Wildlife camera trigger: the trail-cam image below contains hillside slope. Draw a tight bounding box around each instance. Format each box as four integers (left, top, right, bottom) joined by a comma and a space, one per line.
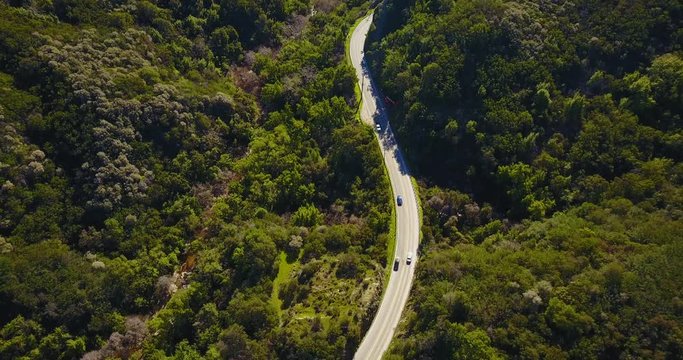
0, 1, 390, 359
367, 0, 683, 358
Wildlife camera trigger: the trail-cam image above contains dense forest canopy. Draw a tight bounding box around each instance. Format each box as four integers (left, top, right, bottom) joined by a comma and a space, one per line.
367, 0, 682, 358
0, 0, 390, 359
1, 0, 681, 358
369, 0, 681, 219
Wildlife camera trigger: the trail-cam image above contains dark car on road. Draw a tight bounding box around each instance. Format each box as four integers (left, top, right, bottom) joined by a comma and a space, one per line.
397, 195, 403, 206
393, 257, 400, 271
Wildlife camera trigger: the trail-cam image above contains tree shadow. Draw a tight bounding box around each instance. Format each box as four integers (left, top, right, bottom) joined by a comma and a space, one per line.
360, 61, 412, 176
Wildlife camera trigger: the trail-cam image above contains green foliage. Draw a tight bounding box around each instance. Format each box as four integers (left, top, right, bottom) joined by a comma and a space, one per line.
497, 162, 553, 219
0, 1, 388, 359
209, 26, 243, 65
372, 1, 682, 358
368, 0, 681, 219
291, 204, 323, 227
1, 241, 103, 328
436, 321, 501, 360
0, 0, 384, 357
53, 0, 102, 24
147, 287, 198, 353
389, 161, 683, 358
544, 298, 594, 344
227, 293, 278, 337
0, 316, 43, 359
210, 324, 269, 360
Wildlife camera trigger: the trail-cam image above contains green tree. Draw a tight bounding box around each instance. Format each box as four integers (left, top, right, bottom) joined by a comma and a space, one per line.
291, 204, 323, 227
0, 316, 43, 359
544, 298, 594, 345
436, 321, 501, 359
209, 26, 243, 65
227, 294, 277, 337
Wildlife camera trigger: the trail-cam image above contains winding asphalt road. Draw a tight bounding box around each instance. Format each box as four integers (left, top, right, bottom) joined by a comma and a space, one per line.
350, 13, 421, 360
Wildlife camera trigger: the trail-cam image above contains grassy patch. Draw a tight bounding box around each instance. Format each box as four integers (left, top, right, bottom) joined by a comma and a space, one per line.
280, 255, 382, 334
271, 251, 298, 323
174, 76, 236, 97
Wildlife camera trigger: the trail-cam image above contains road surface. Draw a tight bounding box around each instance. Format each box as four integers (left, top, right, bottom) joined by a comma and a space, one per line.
350, 13, 421, 360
